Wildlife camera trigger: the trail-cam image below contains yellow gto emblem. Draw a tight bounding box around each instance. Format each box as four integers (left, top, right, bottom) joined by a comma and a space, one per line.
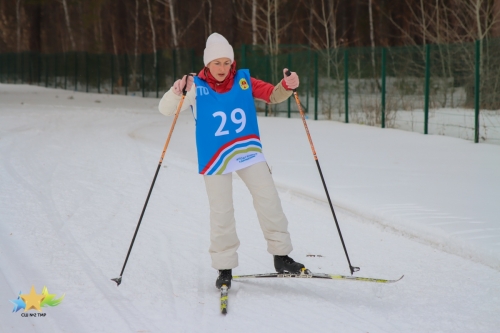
239, 78, 249, 90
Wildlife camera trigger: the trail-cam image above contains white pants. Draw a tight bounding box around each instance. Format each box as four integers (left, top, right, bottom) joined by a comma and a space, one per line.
204, 161, 293, 269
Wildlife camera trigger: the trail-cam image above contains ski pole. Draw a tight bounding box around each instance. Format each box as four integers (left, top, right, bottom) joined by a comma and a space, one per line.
112, 75, 192, 286
286, 70, 360, 275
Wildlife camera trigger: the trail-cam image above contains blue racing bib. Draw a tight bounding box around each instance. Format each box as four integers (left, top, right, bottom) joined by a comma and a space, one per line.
194, 70, 266, 175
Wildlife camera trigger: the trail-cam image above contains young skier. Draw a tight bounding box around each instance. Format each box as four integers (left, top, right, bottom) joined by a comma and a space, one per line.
158, 33, 305, 289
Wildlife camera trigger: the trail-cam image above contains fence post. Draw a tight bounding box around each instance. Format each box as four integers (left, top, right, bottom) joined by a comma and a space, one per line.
74, 52, 78, 91
141, 53, 145, 98
36, 52, 40, 85
64, 53, 67, 90
97, 54, 101, 93
381, 47, 387, 128
314, 51, 318, 120
191, 49, 196, 73
85, 52, 89, 93
54, 54, 57, 88
28, 52, 33, 84
172, 49, 177, 81
125, 55, 128, 96
21, 53, 24, 84
45, 54, 49, 87
265, 54, 270, 117
111, 54, 114, 94
14, 53, 17, 83
156, 50, 160, 98
344, 48, 349, 123
7, 54, 10, 82
424, 44, 430, 135
306, 48, 311, 115
474, 40, 481, 143
241, 44, 246, 68
287, 53, 291, 118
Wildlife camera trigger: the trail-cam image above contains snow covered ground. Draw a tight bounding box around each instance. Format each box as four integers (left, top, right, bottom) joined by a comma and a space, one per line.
1, 84, 499, 332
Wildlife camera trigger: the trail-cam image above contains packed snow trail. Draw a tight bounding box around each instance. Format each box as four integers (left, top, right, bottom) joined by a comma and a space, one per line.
1, 85, 499, 332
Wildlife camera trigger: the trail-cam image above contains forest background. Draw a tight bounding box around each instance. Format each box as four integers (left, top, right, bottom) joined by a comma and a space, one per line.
2, 0, 500, 56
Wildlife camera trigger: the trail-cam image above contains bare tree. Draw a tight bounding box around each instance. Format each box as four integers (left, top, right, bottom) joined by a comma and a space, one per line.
16, 0, 22, 52
493, 0, 500, 37
368, 0, 381, 91
134, 0, 139, 59
154, 0, 205, 75
252, 0, 257, 45
304, 0, 344, 77
146, 0, 157, 67
207, 0, 213, 36
60, 0, 76, 51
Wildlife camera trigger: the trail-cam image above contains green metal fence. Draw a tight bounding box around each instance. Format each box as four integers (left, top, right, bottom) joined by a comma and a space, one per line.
1, 40, 499, 144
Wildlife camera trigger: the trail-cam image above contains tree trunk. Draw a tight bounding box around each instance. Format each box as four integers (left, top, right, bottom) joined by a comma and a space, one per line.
146, 0, 157, 67
26, 1, 42, 82
252, 0, 257, 45
328, 0, 337, 48
169, 0, 178, 49
16, 0, 22, 52
61, 0, 76, 51
130, 0, 139, 89
168, 0, 182, 75
493, 0, 500, 37
207, 0, 213, 35
309, 2, 313, 47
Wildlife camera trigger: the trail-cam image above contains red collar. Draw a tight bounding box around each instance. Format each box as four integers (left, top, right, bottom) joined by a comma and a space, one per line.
197, 61, 237, 93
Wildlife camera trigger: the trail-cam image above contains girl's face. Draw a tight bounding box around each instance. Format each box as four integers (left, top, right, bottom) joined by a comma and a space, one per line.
207, 57, 232, 82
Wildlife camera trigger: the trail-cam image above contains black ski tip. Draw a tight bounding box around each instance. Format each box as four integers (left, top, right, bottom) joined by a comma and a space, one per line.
111, 276, 122, 286
221, 308, 227, 315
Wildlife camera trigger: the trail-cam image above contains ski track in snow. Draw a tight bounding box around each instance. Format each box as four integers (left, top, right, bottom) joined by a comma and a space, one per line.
1, 85, 499, 332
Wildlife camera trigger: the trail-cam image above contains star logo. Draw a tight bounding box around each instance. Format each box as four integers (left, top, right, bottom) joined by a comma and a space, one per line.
10, 292, 25, 313
10, 286, 65, 313
20, 286, 45, 312
40, 286, 65, 307
239, 78, 249, 90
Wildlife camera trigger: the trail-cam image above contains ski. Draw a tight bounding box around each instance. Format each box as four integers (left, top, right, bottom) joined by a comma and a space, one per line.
233, 270, 403, 284
220, 285, 228, 314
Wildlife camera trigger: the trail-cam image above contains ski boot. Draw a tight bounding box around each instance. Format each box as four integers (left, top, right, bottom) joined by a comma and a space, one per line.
274, 255, 305, 274
215, 269, 232, 289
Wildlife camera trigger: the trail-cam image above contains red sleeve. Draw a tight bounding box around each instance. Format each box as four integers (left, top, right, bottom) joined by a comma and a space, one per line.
250, 77, 292, 103
250, 77, 274, 103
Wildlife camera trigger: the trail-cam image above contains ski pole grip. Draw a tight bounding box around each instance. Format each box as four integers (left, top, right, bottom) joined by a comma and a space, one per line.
284, 69, 297, 93
182, 73, 193, 96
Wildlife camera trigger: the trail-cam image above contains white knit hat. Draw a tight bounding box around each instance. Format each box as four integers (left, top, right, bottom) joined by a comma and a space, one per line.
203, 33, 234, 66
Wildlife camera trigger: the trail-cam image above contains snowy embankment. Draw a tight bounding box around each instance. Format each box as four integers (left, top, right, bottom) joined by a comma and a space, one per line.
1, 84, 499, 333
